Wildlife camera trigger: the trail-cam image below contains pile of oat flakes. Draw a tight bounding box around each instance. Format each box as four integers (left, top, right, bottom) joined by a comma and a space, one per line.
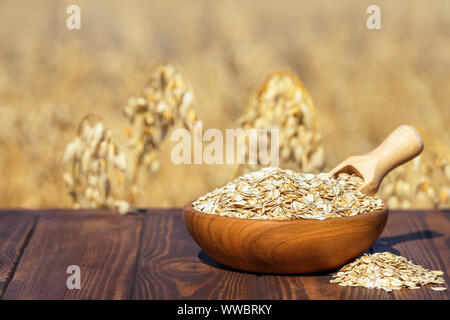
193, 167, 383, 220
331, 252, 446, 292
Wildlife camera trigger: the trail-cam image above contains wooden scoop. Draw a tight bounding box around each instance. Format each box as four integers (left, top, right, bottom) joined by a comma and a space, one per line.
329, 125, 424, 195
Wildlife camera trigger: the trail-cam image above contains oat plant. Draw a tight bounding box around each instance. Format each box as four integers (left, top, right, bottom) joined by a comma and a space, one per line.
63, 64, 198, 211
123, 64, 197, 203
62, 115, 130, 214
380, 149, 449, 209
237, 71, 325, 175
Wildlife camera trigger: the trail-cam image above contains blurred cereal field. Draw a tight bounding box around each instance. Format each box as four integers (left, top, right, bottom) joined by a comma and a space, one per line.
0, 0, 448, 209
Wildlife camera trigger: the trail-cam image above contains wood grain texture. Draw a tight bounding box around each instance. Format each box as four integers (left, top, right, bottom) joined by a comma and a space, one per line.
0, 209, 447, 300
372, 210, 449, 300
184, 203, 388, 274
1, 213, 142, 300
258, 210, 450, 300
133, 209, 262, 300
0, 212, 37, 298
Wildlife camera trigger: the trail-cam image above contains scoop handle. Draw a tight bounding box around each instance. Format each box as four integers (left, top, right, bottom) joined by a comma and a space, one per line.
367, 125, 423, 180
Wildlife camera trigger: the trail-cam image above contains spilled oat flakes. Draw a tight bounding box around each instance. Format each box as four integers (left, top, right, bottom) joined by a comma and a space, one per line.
330, 252, 446, 292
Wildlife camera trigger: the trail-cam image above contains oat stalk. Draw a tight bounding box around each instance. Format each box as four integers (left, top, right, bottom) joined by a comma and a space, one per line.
123, 64, 197, 204
62, 115, 130, 214
236, 71, 325, 176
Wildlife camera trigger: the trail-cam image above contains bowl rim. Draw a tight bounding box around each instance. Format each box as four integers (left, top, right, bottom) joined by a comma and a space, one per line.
184, 201, 388, 224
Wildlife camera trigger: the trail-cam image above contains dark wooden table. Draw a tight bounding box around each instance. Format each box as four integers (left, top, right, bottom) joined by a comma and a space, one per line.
0, 208, 448, 300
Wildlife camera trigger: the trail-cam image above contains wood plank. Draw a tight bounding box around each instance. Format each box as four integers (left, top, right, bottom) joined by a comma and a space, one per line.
249, 210, 449, 300
133, 209, 262, 299
2, 213, 142, 300
257, 272, 393, 300
0, 212, 37, 297
0, 209, 447, 300
425, 209, 450, 277
364, 210, 448, 300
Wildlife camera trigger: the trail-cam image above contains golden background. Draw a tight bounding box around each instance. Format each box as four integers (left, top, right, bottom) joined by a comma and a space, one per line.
0, 0, 448, 208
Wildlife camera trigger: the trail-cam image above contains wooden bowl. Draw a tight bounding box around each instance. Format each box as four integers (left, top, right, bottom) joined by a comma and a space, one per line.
183, 202, 388, 274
